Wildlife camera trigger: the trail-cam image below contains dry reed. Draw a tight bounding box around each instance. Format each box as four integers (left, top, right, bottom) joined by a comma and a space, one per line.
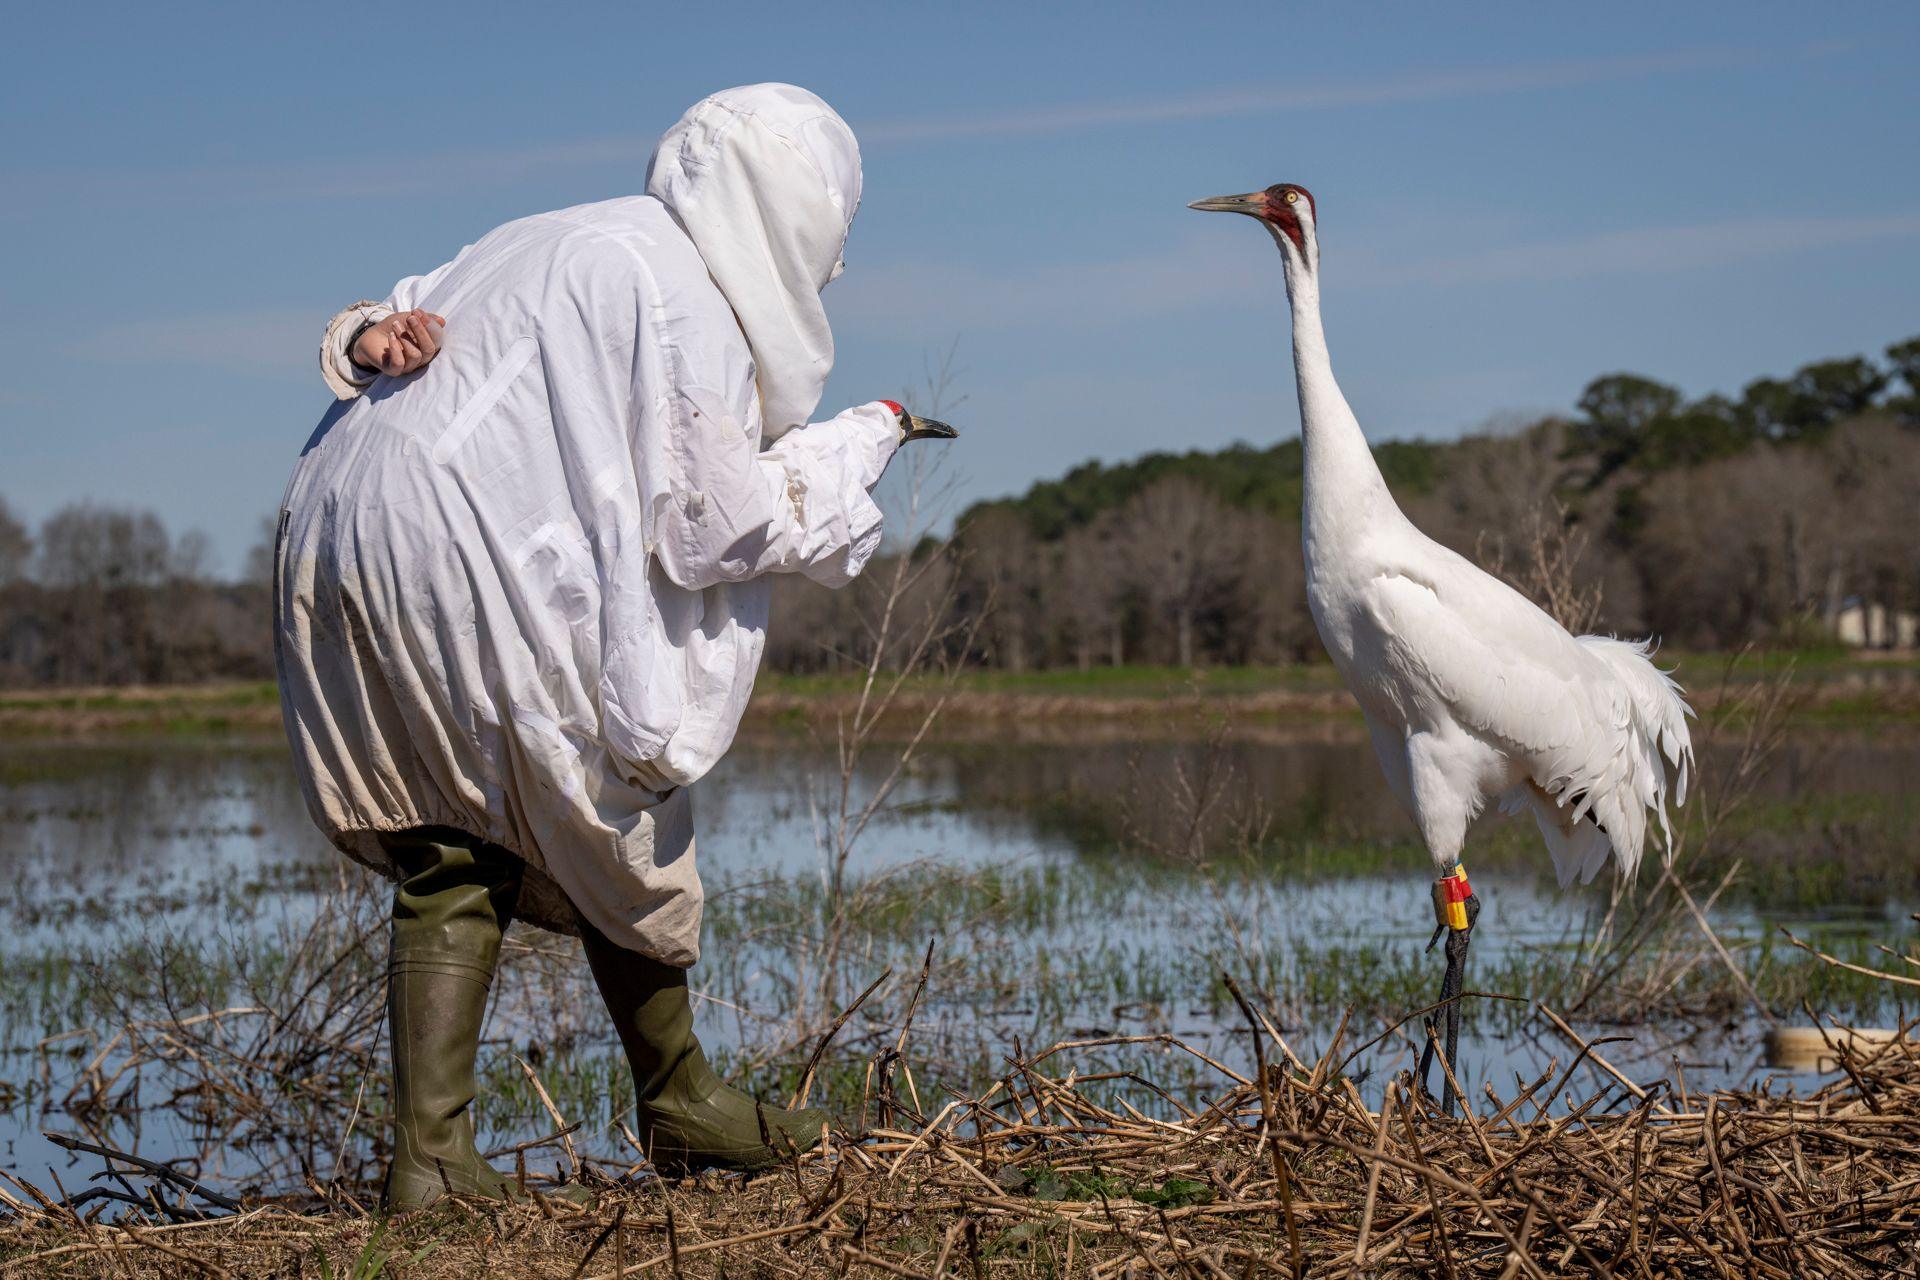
7, 966, 1919, 1278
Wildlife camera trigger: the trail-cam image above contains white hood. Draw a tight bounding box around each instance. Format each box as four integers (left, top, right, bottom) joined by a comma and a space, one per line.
646, 83, 862, 441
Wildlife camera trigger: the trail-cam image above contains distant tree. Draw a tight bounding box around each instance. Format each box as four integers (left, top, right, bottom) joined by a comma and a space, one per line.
1056, 518, 1129, 669
959, 507, 1042, 671
1107, 477, 1239, 667
1635, 445, 1827, 644
1742, 357, 1888, 441
37, 504, 171, 591
1737, 377, 1799, 441
1629, 418, 1920, 645
243, 515, 278, 589
1414, 418, 1581, 549
0, 497, 30, 586
170, 529, 214, 582
1885, 336, 1920, 392
1569, 374, 1684, 481
1884, 335, 1920, 426
952, 438, 1323, 547
765, 574, 858, 673
1637, 394, 1757, 470
1217, 506, 1312, 663
30, 504, 173, 683
1793, 357, 1888, 426
1825, 421, 1920, 634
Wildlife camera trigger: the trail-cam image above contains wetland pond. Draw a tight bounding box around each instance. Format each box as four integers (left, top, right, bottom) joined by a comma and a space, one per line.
2, 723, 1915, 1197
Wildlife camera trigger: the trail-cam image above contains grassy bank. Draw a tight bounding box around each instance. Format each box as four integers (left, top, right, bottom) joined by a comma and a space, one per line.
4, 650, 1917, 739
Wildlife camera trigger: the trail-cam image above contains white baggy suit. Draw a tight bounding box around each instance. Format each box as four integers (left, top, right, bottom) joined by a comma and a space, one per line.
276, 84, 899, 964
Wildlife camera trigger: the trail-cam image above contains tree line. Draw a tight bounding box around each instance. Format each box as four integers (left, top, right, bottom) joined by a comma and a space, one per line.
0, 506, 273, 687
3, 336, 1916, 688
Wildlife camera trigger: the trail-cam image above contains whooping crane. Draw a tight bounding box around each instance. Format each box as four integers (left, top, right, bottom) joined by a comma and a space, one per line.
1190, 183, 1695, 1113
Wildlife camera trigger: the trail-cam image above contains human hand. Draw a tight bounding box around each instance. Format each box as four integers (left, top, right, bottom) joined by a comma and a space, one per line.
352, 309, 446, 377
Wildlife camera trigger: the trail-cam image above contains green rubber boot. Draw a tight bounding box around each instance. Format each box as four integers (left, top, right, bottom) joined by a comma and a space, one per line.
379, 828, 592, 1209
578, 916, 828, 1174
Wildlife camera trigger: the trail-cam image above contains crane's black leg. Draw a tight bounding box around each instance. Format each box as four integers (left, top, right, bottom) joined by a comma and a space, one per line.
1417, 925, 1444, 1095
1440, 895, 1479, 1113
1418, 867, 1480, 1116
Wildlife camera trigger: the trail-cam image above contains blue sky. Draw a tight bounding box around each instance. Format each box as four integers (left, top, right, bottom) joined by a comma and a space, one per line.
3, 2, 1917, 570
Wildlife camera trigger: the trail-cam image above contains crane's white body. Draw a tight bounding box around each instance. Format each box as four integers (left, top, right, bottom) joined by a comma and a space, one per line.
1278, 221, 1693, 885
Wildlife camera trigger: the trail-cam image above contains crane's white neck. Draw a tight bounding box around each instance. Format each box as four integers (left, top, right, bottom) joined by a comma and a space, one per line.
1279, 239, 1398, 543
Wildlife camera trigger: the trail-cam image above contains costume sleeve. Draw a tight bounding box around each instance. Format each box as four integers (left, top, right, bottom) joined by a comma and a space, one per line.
318, 301, 391, 401
651, 389, 900, 592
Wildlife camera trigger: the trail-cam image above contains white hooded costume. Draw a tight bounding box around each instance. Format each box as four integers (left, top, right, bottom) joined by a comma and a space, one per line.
277, 84, 898, 964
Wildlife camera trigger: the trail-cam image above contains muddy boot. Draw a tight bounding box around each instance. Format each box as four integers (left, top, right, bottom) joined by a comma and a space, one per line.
380, 828, 592, 1209
578, 916, 828, 1173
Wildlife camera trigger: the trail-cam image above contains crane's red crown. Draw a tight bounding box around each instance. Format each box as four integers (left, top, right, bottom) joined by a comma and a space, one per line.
1263, 184, 1315, 255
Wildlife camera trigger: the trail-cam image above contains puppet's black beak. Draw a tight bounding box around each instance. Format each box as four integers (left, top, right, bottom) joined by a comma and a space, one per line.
901, 413, 958, 443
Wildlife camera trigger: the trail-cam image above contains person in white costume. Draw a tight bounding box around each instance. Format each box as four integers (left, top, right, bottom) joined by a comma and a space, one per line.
279, 83, 954, 1206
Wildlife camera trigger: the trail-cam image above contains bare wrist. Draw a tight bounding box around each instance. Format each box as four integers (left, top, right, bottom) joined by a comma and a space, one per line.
346, 319, 381, 373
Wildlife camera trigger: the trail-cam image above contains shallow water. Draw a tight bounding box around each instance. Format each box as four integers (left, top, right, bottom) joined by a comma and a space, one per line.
1, 726, 1915, 1198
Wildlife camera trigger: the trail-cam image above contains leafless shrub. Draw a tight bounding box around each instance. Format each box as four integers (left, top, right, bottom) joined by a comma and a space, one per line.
1475, 497, 1606, 636
1117, 706, 1269, 866
736, 353, 988, 1078
37, 870, 398, 1196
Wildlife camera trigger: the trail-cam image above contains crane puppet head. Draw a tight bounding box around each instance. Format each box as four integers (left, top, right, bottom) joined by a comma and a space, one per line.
1188, 183, 1318, 272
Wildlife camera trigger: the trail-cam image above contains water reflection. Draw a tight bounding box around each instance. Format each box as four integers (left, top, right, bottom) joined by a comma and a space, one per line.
4, 726, 1914, 893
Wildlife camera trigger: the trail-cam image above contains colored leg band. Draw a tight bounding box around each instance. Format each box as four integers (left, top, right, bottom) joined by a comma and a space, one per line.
1431, 864, 1472, 931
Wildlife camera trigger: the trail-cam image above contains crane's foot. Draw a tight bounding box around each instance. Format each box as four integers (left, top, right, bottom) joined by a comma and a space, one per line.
1417, 867, 1480, 1116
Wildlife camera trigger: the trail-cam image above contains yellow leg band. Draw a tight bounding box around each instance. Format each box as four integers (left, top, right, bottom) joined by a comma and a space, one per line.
1433, 864, 1473, 931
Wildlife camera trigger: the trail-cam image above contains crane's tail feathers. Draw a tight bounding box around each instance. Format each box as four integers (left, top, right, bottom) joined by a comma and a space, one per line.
1518, 636, 1695, 888
1507, 785, 1615, 888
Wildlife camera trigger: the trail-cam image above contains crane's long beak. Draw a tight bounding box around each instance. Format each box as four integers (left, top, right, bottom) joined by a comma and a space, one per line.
1188, 192, 1266, 215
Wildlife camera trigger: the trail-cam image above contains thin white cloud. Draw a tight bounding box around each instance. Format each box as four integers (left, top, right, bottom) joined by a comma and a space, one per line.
858, 43, 1846, 145
830, 234, 1251, 333
82, 309, 318, 371
5, 136, 650, 214
1, 41, 1850, 214
831, 209, 1920, 334
1396, 213, 1920, 286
